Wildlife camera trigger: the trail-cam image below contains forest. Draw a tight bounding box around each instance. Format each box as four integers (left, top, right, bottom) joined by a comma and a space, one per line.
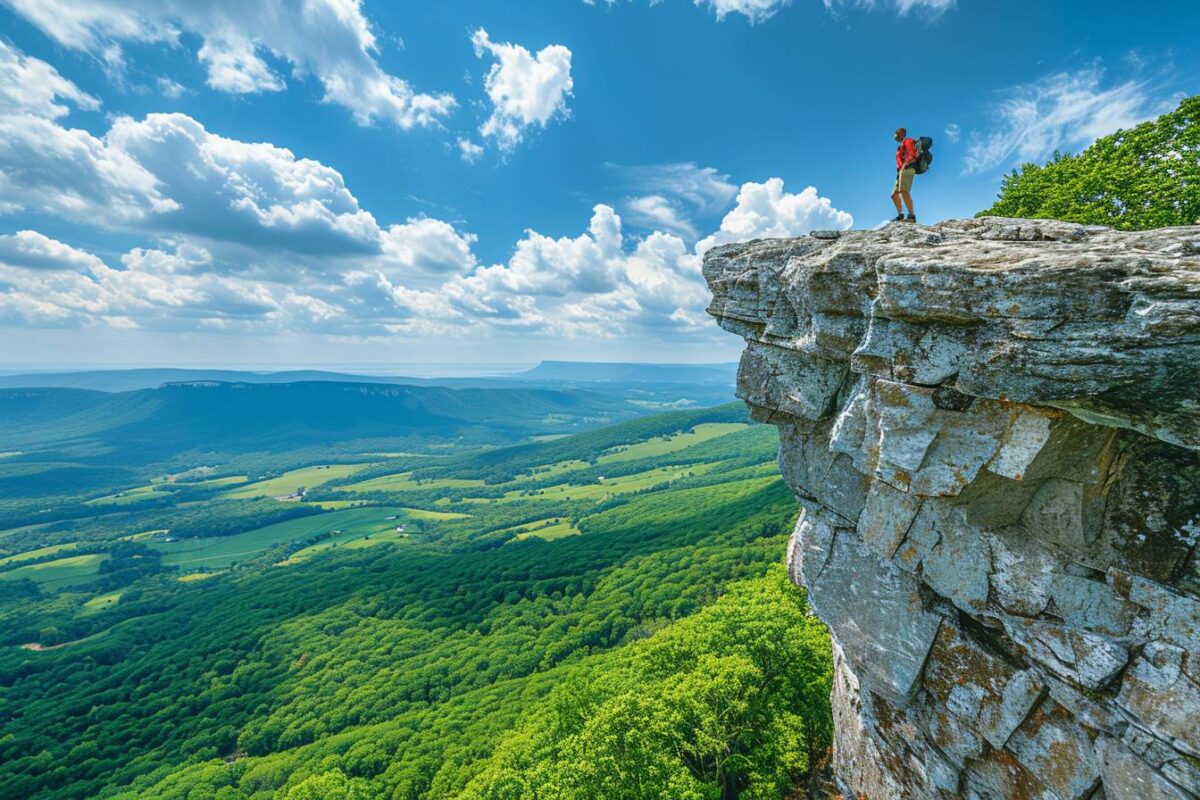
0, 398, 832, 800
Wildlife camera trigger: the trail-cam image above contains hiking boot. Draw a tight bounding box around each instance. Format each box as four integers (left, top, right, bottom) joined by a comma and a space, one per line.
905, 214, 917, 223
892, 214, 905, 222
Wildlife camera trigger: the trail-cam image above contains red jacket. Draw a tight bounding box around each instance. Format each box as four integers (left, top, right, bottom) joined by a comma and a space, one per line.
896, 137, 919, 169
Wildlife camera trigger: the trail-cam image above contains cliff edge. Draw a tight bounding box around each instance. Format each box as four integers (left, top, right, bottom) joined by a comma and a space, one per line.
704, 217, 1200, 799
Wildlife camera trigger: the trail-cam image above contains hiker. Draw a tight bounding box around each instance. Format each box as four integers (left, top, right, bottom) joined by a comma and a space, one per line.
892, 127, 919, 223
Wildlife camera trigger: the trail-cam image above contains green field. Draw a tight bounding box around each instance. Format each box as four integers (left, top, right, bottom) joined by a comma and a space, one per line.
0, 542, 79, 568
149, 506, 442, 568
478, 461, 725, 504
596, 422, 747, 464
88, 483, 171, 506
221, 464, 366, 500
505, 518, 582, 542
0, 553, 110, 589
81, 591, 122, 614
178, 572, 222, 583
89, 474, 249, 506
282, 528, 412, 563
337, 471, 485, 494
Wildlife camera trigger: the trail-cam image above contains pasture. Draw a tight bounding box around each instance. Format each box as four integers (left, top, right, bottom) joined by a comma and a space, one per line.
221, 464, 365, 500
0, 553, 110, 589
151, 506, 418, 568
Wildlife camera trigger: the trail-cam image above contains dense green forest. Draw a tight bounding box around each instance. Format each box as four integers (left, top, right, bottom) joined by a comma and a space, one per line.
980, 95, 1200, 229
0, 398, 832, 800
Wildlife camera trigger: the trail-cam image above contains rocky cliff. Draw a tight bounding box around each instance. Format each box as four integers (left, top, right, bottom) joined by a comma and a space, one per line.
704, 217, 1200, 799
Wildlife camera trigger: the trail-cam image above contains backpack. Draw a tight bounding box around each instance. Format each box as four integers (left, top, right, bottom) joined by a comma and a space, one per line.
913, 136, 934, 174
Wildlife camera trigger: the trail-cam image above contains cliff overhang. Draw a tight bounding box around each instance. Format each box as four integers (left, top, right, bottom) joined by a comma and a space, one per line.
705, 217, 1200, 799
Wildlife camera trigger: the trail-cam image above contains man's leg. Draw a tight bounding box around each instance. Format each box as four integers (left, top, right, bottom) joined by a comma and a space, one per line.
891, 190, 903, 214
900, 190, 915, 215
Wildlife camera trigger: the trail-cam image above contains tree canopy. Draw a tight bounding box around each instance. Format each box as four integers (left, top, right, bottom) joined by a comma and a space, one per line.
980, 95, 1200, 230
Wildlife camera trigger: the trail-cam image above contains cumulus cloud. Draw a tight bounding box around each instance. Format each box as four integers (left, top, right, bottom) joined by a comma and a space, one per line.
0, 40, 99, 119
0, 230, 105, 271
471, 28, 573, 151
0, 41, 170, 221
2, 0, 455, 129
963, 66, 1171, 174
436, 178, 849, 339
0, 45, 485, 279
0, 237, 283, 330
0, 45, 853, 348
380, 218, 478, 284
696, 178, 853, 253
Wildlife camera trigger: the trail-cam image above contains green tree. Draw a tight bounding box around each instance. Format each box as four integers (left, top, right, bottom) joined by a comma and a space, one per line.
456, 569, 832, 800
282, 769, 374, 800
980, 95, 1200, 230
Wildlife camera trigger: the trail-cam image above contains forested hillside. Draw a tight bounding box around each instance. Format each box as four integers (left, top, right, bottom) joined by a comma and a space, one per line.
0, 403, 832, 800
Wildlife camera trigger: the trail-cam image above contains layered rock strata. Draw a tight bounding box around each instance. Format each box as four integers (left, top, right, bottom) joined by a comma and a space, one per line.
704, 218, 1200, 799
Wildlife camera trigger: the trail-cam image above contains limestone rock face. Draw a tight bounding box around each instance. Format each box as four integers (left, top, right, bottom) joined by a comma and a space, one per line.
705, 217, 1200, 799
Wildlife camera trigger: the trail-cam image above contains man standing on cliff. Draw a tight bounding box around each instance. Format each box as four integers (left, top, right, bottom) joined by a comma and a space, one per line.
891, 127, 918, 223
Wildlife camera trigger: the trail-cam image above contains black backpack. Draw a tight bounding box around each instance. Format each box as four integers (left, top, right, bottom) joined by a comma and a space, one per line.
913, 136, 934, 174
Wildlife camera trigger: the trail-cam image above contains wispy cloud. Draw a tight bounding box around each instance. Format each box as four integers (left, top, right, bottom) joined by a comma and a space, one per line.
588, 0, 954, 22
610, 162, 738, 238
963, 65, 1175, 174
824, 0, 955, 17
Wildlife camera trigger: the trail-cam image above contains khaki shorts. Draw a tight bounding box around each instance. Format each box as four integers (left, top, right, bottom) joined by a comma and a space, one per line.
894, 167, 915, 193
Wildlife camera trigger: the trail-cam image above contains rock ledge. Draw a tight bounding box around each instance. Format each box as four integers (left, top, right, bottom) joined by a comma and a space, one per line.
705, 217, 1200, 799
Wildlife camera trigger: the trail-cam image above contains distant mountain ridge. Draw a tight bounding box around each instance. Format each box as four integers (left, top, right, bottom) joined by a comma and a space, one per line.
0, 380, 643, 465
515, 361, 737, 384
0, 361, 738, 392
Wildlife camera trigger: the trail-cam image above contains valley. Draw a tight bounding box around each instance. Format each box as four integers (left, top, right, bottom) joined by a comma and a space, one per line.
0, 388, 831, 800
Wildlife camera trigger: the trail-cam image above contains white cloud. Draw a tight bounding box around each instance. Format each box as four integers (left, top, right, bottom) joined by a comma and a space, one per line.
106, 113, 382, 256
0, 230, 105, 271
471, 28, 573, 151
944, 122, 960, 143
437, 178, 849, 339
0, 40, 99, 119
2, 0, 455, 129
0, 45, 852, 348
696, 178, 853, 253
441, 204, 708, 339
0, 46, 462, 270
626, 195, 699, 238
614, 162, 738, 238
0, 177, 851, 341
0, 44, 172, 223
156, 77, 186, 99
700, 0, 791, 22
457, 137, 485, 163
591, 0, 953, 21
615, 163, 738, 213
823, 0, 955, 16
0, 237, 282, 330
380, 218, 478, 284
963, 66, 1171, 174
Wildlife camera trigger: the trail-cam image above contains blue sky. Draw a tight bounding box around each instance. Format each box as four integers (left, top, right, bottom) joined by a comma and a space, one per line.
0, 0, 1195, 370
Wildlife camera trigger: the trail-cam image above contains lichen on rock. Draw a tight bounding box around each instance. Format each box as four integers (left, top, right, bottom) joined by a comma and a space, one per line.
704, 217, 1200, 799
